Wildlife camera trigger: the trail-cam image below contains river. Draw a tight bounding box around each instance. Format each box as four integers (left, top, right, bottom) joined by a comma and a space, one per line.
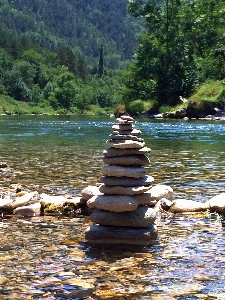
0, 115, 225, 299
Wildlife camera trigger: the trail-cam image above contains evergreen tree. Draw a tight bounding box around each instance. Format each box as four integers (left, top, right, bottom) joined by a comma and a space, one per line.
98, 44, 104, 77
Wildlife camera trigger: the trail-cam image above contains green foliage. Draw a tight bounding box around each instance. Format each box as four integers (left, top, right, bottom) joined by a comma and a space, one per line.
0, 0, 143, 65
217, 88, 225, 109
127, 99, 145, 115
190, 80, 224, 102
95, 92, 114, 108
125, 0, 225, 108
190, 80, 225, 110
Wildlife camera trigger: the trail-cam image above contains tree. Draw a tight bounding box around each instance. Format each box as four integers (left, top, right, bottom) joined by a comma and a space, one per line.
125, 0, 224, 107
54, 71, 82, 111
98, 44, 104, 77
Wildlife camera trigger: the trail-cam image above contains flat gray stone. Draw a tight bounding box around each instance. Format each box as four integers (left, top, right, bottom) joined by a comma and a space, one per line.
107, 140, 145, 149
103, 154, 150, 166
13, 202, 41, 217
85, 224, 158, 245
116, 119, 133, 124
112, 124, 133, 131
101, 165, 147, 178
168, 199, 210, 213
117, 116, 134, 122
134, 192, 158, 206
99, 184, 150, 195
103, 147, 151, 157
90, 206, 156, 228
87, 195, 138, 212
113, 129, 142, 136
148, 184, 173, 201
100, 175, 154, 186
109, 133, 143, 142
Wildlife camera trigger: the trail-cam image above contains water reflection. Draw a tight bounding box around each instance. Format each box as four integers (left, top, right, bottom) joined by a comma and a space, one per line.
0, 115, 225, 299
1, 213, 225, 299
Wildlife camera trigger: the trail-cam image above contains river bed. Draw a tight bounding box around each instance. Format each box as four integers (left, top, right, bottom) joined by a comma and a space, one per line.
0, 115, 225, 299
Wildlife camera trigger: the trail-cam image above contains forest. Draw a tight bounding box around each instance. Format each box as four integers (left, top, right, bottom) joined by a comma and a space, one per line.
0, 0, 225, 115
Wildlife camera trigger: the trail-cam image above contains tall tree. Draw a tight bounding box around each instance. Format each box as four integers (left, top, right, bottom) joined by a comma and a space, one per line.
125, 0, 224, 107
98, 44, 104, 77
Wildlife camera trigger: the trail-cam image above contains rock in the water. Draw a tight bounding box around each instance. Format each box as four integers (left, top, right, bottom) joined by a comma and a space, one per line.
148, 184, 173, 201
0, 197, 13, 207
13, 202, 41, 217
206, 193, 225, 214
101, 165, 147, 178
99, 184, 150, 195
103, 154, 150, 166
1, 191, 38, 213
87, 195, 138, 212
40, 193, 66, 206
168, 199, 210, 213
159, 198, 174, 211
103, 147, 151, 157
85, 224, 158, 245
90, 206, 156, 228
100, 175, 154, 187
65, 197, 87, 208
81, 185, 101, 201
107, 140, 145, 149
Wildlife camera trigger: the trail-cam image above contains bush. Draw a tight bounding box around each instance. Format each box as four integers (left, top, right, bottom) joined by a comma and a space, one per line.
126, 100, 145, 116
217, 87, 225, 109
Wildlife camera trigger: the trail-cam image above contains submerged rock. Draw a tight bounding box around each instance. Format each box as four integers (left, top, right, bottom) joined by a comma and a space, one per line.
85, 224, 158, 245
14, 202, 41, 217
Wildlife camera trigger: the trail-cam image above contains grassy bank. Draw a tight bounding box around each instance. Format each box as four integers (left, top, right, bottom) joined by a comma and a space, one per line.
1, 79, 225, 116
0, 95, 113, 116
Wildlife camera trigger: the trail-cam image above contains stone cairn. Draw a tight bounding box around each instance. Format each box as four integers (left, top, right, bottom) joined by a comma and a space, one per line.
85, 115, 158, 246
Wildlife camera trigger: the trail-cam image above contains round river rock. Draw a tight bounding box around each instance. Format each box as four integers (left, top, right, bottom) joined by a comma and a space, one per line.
103, 147, 151, 157
87, 195, 139, 212
85, 224, 158, 245
103, 154, 150, 166
101, 165, 147, 178
99, 184, 150, 195
100, 175, 154, 186
90, 205, 156, 228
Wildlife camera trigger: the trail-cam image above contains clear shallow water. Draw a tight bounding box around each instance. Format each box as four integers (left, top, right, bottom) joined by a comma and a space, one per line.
0, 115, 225, 299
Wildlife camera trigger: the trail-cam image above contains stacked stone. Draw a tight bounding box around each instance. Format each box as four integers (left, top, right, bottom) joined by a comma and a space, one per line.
85, 115, 158, 246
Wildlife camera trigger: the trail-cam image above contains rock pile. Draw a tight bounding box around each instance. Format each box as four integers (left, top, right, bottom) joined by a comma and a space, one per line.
85, 115, 158, 246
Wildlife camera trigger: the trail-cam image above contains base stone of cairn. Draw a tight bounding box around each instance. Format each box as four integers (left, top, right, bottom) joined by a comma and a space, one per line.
85, 115, 157, 246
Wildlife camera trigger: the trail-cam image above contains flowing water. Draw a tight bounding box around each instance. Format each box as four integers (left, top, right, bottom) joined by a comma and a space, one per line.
0, 115, 225, 299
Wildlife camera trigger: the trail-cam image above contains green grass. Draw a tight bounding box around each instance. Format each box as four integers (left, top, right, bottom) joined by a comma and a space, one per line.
0, 95, 114, 116
190, 80, 224, 102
